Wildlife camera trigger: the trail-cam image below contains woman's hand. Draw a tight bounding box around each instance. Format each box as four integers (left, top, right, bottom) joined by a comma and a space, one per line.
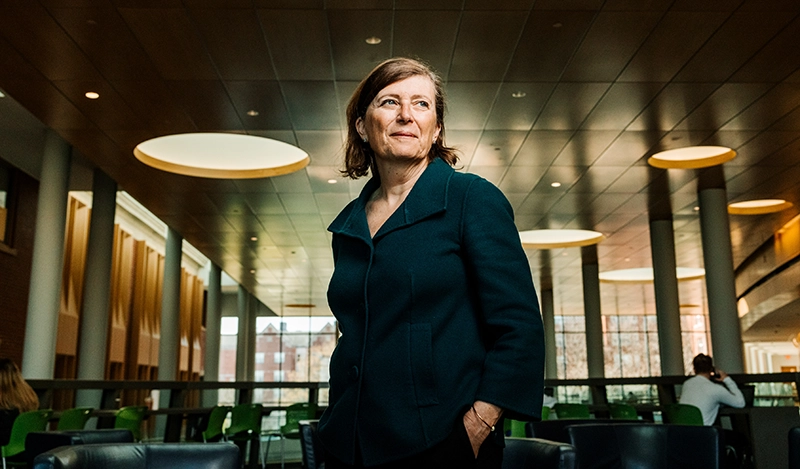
462, 401, 503, 458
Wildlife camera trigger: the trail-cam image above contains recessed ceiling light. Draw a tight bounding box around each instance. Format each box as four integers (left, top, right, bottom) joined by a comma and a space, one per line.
365, 36, 381, 45
693, 206, 700, 211
648, 146, 736, 169
134, 133, 309, 179
246, 110, 259, 117
0, 91, 5, 98
599, 267, 705, 284
511, 91, 527, 98
249, 269, 256, 274
519, 229, 605, 249
85, 91, 100, 99
327, 179, 337, 184
250, 236, 258, 241
728, 199, 793, 215
550, 182, 562, 188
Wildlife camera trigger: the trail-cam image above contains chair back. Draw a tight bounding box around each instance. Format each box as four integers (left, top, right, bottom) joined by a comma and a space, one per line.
298, 420, 324, 469
2, 409, 53, 458
280, 403, 317, 436
114, 406, 147, 441
202, 405, 232, 442
661, 404, 703, 426
226, 404, 263, 437
509, 420, 527, 437
567, 423, 722, 469
608, 403, 637, 420
790, 426, 800, 468
57, 407, 93, 431
32, 442, 240, 469
0, 409, 20, 448
553, 403, 591, 419
502, 437, 576, 469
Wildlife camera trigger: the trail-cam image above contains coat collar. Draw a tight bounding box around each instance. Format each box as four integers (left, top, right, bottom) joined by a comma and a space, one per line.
328, 158, 453, 242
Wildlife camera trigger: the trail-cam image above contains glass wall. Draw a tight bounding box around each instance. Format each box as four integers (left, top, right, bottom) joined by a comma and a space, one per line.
554, 313, 710, 403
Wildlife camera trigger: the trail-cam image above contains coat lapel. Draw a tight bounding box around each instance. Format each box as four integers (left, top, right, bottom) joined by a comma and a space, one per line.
328, 158, 453, 242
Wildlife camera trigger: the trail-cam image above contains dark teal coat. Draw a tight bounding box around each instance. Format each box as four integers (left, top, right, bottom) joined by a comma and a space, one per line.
319, 158, 545, 466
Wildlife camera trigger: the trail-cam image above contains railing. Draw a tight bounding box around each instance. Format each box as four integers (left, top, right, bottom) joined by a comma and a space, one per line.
544, 372, 800, 408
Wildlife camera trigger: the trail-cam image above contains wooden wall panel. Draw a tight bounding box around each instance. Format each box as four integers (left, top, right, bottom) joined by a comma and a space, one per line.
56, 197, 89, 367
106, 225, 134, 378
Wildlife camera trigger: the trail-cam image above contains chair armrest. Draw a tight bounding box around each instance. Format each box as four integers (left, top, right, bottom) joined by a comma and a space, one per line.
503, 437, 576, 469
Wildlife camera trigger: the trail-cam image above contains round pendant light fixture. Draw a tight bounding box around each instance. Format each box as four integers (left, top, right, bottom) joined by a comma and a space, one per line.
519, 229, 605, 249
648, 146, 736, 169
134, 133, 309, 179
728, 199, 793, 215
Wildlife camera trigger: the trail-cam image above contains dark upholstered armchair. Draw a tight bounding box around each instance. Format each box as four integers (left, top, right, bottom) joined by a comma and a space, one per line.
566, 423, 723, 469
26, 429, 134, 467
32, 442, 239, 469
502, 437, 576, 469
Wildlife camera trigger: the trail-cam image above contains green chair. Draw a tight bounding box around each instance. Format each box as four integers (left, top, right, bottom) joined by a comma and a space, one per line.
56, 407, 93, 430
225, 403, 263, 468
114, 406, 148, 442
263, 402, 318, 468
662, 403, 704, 426
553, 403, 591, 419
201, 405, 232, 442
1, 409, 52, 468
541, 406, 551, 421
508, 419, 527, 437
608, 402, 638, 420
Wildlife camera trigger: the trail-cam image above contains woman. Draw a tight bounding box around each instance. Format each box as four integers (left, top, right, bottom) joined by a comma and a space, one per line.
319, 57, 544, 468
0, 358, 39, 412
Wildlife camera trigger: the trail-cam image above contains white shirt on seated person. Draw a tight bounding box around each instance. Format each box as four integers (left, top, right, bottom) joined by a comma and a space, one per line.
679, 367, 745, 426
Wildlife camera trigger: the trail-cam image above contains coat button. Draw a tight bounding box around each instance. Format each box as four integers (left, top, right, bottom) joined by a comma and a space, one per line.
348, 365, 359, 381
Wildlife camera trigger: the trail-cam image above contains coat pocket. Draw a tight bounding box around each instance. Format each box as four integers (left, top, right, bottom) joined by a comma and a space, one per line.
409, 323, 439, 406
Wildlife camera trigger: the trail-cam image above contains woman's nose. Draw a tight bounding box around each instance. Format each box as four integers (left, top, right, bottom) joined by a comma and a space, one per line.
397, 102, 413, 122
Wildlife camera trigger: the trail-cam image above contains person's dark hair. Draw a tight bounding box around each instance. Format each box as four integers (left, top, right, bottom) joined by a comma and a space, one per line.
0, 358, 39, 412
343, 57, 459, 179
692, 353, 714, 374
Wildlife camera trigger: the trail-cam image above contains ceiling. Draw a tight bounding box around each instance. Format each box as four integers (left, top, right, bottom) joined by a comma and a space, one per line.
1, 0, 800, 340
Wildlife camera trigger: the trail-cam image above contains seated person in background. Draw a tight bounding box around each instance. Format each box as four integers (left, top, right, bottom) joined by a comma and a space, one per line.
679, 353, 745, 426
542, 387, 557, 409
0, 358, 39, 412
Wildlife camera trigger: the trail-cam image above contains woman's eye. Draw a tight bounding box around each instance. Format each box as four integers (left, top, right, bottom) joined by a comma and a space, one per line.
416, 101, 430, 108
380, 99, 398, 106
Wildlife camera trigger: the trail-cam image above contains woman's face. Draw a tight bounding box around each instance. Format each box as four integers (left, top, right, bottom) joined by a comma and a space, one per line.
356, 75, 441, 164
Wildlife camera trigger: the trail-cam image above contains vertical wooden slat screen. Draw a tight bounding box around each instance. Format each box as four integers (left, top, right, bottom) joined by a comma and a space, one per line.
54, 195, 208, 409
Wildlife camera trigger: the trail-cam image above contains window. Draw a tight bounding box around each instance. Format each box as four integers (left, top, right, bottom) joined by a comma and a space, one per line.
274, 352, 285, 364
255, 352, 265, 364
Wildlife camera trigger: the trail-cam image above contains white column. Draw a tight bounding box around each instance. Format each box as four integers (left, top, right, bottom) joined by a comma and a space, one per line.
202, 263, 222, 407
22, 130, 71, 379
76, 169, 117, 408
582, 245, 604, 378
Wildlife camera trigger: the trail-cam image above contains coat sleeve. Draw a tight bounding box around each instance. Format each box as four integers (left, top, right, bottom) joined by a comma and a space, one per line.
459, 176, 546, 421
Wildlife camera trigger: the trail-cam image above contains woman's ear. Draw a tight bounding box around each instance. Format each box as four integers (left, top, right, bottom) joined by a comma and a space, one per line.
356, 117, 366, 142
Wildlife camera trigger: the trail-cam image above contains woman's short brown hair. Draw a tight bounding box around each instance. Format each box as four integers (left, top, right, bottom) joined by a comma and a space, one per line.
342, 57, 459, 179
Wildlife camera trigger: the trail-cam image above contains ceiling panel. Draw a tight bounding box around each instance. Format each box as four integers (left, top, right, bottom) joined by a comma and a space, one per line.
560, 11, 663, 82
327, 9, 392, 81
393, 10, 460, 80
674, 11, 796, 82
448, 11, 528, 82
258, 9, 333, 81
119, 7, 219, 80
505, 10, 596, 82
